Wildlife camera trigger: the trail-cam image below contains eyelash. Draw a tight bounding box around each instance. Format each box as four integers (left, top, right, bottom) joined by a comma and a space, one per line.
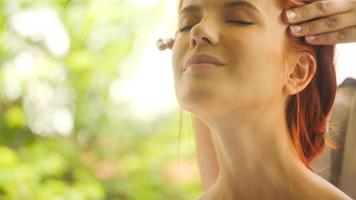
179, 20, 254, 32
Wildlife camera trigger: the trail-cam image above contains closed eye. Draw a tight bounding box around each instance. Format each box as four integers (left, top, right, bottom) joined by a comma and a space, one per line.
179, 20, 254, 32
225, 20, 254, 25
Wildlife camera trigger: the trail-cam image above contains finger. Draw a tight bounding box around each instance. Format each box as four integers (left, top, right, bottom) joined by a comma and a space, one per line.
158, 43, 168, 51
284, 0, 355, 24
288, 9, 356, 37
166, 38, 175, 49
156, 38, 168, 51
304, 25, 356, 45
156, 38, 164, 48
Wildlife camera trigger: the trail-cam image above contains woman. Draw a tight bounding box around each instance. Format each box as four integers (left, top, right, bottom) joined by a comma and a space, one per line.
160, 0, 356, 199
157, 0, 356, 49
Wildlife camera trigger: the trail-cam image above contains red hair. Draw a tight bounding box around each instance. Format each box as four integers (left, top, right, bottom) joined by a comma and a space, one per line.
177, 0, 338, 172
281, 0, 338, 171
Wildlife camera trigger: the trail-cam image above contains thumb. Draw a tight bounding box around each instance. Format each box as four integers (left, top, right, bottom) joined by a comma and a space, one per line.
156, 38, 168, 51
166, 37, 175, 49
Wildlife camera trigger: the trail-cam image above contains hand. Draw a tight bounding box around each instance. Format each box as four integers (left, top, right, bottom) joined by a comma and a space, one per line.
283, 0, 356, 45
156, 37, 175, 51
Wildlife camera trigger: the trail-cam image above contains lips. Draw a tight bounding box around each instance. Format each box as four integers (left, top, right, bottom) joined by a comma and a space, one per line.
184, 54, 225, 71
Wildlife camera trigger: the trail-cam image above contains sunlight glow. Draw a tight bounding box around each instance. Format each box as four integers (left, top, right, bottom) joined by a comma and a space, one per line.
10, 8, 70, 57
109, 40, 177, 122
335, 44, 356, 85
131, 0, 161, 6
110, 0, 178, 121
53, 108, 74, 137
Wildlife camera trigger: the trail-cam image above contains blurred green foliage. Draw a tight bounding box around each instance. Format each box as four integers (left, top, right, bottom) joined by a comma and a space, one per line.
0, 0, 201, 199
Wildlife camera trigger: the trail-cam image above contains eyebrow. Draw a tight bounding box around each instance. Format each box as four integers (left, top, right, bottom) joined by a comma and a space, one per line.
179, 0, 261, 15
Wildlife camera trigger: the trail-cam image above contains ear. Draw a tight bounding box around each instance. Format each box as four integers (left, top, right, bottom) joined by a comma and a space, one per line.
283, 52, 317, 95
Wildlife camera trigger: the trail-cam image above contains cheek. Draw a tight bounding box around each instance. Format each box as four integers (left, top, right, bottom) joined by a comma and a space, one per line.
226, 40, 286, 101
227, 43, 283, 81
171, 35, 186, 74
250, 48, 285, 91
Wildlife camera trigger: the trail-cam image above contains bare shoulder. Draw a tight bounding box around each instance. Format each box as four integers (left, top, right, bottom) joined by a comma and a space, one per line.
312, 176, 353, 200
320, 188, 353, 200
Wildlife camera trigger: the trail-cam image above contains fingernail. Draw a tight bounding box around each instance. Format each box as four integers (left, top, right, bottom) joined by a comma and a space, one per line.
306, 36, 315, 41
286, 10, 297, 20
290, 25, 301, 33
156, 39, 163, 46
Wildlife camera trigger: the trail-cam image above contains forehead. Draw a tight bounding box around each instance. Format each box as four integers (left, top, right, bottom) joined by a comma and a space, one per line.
180, 0, 260, 9
178, 0, 281, 15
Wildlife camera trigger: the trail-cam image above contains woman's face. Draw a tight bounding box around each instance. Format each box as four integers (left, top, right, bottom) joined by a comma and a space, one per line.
172, 0, 291, 115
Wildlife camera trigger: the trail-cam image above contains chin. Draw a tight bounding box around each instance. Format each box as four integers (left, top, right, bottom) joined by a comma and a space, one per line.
177, 92, 222, 115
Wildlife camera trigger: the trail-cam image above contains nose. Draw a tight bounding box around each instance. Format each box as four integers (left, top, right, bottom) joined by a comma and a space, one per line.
190, 19, 218, 49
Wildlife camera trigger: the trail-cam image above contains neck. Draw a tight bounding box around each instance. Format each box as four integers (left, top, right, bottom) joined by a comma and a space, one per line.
195, 102, 315, 199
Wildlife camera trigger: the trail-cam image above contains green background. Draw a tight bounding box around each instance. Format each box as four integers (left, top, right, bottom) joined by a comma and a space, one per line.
0, 0, 202, 199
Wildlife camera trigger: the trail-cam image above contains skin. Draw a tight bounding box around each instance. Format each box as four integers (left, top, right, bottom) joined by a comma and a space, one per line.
169, 0, 352, 199
157, 0, 356, 49
193, 115, 219, 191
285, 0, 356, 45
156, 0, 356, 195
